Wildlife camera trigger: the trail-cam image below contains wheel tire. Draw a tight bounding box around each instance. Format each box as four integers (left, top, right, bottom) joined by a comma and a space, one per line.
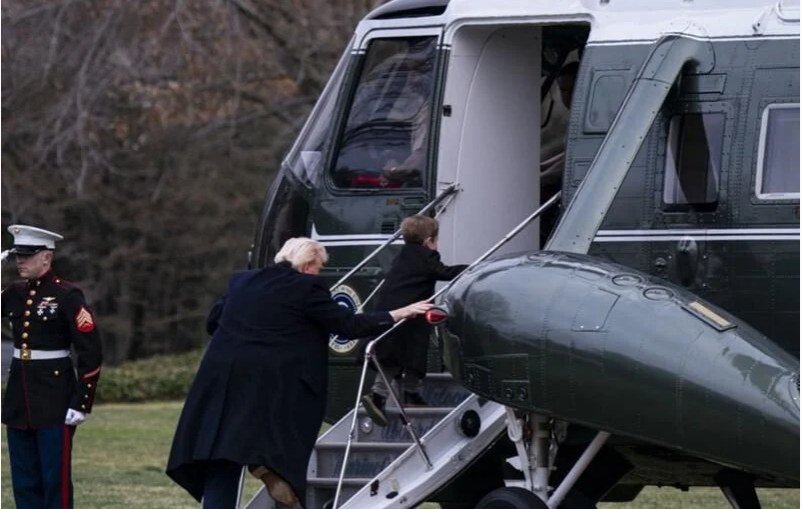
474, 487, 549, 509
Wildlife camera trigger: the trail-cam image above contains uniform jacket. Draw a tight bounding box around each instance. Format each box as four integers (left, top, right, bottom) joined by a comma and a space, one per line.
1, 271, 103, 429
166, 262, 394, 506
369, 243, 467, 377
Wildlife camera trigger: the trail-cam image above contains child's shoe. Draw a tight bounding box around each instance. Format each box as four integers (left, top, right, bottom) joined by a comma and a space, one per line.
361, 392, 389, 427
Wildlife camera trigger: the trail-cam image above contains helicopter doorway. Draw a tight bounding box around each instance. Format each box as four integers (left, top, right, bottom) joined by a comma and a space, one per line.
436, 25, 543, 264
435, 23, 589, 264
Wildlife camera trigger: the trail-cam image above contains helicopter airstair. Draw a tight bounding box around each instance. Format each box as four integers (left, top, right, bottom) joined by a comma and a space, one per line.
244, 375, 507, 509
243, 190, 562, 509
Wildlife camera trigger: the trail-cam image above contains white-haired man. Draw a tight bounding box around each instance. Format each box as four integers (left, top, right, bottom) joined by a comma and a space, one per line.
167, 237, 431, 509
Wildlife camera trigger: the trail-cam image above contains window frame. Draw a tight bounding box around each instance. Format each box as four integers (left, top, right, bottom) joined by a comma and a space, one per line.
660, 109, 727, 212
323, 27, 443, 195
754, 102, 801, 201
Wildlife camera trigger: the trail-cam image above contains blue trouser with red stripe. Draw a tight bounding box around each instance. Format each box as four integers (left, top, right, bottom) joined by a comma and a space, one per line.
6, 425, 76, 509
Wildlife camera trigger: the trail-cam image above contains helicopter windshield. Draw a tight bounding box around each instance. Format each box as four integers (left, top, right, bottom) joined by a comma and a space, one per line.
281, 42, 351, 188
332, 37, 437, 189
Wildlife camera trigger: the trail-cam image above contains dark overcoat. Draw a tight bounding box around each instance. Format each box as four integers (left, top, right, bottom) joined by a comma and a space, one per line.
1, 271, 103, 429
368, 243, 467, 378
166, 262, 393, 506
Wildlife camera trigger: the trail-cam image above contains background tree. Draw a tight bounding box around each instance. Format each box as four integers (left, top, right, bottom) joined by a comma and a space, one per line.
1, 0, 382, 363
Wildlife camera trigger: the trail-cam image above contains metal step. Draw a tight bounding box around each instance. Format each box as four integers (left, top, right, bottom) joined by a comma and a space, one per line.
305, 477, 374, 509
308, 477, 374, 486
315, 442, 412, 479
316, 372, 469, 445
355, 407, 454, 443
416, 372, 472, 408
243, 478, 373, 509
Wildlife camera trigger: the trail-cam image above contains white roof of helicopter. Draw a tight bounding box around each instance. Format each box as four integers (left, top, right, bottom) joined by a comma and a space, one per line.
444, 0, 799, 41
359, 0, 799, 43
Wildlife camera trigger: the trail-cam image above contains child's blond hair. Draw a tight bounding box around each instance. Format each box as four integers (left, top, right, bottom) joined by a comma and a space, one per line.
400, 215, 438, 244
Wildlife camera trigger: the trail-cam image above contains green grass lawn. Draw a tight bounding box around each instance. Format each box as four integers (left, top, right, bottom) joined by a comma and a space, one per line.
1, 402, 797, 508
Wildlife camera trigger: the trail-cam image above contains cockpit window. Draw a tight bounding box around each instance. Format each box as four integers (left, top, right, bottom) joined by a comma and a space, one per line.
331, 37, 437, 189
282, 43, 350, 189
663, 112, 724, 210
756, 104, 800, 200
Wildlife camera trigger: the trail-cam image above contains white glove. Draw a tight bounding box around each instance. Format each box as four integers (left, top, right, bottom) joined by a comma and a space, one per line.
65, 408, 87, 426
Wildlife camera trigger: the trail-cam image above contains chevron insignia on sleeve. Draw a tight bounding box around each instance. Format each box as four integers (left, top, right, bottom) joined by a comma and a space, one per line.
75, 306, 95, 332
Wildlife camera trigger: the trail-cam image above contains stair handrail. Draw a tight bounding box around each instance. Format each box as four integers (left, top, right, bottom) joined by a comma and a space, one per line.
332, 191, 562, 509
329, 183, 459, 292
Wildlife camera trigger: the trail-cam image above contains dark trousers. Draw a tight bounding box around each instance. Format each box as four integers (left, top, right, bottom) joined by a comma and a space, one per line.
202, 460, 244, 509
371, 366, 422, 398
7, 425, 76, 509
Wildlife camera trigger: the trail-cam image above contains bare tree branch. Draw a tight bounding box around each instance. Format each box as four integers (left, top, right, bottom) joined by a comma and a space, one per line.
2, 0, 379, 362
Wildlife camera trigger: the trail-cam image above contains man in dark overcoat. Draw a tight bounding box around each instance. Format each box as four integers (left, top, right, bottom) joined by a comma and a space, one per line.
166, 237, 429, 508
2, 224, 103, 509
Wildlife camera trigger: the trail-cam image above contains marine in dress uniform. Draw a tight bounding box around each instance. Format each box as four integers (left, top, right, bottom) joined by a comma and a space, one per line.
1, 225, 103, 509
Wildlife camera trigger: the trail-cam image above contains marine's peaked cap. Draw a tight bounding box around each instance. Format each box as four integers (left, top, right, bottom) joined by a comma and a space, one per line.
7, 224, 63, 255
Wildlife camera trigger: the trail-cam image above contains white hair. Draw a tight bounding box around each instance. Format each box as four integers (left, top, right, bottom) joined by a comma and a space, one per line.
274, 237, 328, 270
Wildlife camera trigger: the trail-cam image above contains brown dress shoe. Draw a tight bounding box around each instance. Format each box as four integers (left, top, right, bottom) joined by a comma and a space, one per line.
248, 466, 299, 507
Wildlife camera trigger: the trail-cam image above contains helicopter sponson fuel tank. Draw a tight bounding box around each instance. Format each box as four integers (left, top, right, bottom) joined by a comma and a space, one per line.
437, 251, 799, 483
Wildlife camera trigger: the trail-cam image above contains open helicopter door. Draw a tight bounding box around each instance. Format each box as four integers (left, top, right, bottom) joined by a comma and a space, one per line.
435, 24, 542, 265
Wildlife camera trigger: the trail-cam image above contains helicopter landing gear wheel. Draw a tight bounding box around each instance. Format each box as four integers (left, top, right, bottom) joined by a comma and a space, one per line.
474, 487, 549, 509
